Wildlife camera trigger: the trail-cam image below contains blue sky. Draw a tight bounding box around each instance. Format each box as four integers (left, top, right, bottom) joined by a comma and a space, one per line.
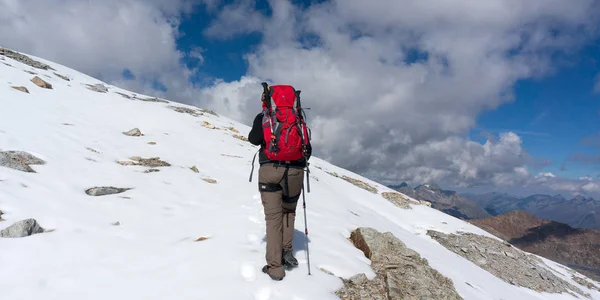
471, 43, 600, 180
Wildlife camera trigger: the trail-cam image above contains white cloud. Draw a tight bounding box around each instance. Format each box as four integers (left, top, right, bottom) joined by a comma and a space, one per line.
0, 0, 209, 105
1, 0, 599, 193
579, 176, 593, 181
537, 172, 557, 178
198, 0, 599, 189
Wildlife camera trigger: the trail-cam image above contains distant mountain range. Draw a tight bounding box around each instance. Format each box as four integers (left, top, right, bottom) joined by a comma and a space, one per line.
392, 183, 491, 220
463, 192, 600, 230
470, 211, 600, 281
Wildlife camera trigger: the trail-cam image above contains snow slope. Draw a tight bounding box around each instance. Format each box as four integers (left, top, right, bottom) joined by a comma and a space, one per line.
0, 48, 598, 300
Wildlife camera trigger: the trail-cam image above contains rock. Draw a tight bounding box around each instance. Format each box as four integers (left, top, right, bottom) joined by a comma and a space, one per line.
202, 178, 217, 184
148, 142, 156, 145
118, 156, 170, 167
86, 83, 108, 93
24, 70, 37, 75
426, 230, 587, 297
340, 175, 378, 194
144, 169, 160, 173
53, 73, 70, 81
336, 227, 463, 300
201, 108, 218, 116
115, 92, 132, 99
190, 166, 199, 173
168, 106, 203, 117
232, 134, 248, 142
136, 96, 168, 103
381, 192, 417, 209
85, 187, 131, 196
0, 151, 45, 172
0, 210, 4, 221
0, 47, 54, 70
112, 221, 121, 226
195, 236, 209, 242
0, 218, 45, 238
226, 126, 239, 133
11, 86, 29, 93
123, 128, 143, 137
320, 268, 335, 276
86, 147, 100, 153
202, 121, 217, 129
420, 200, 432, 207
31, 76, 53, 89
572, 276, 600, 292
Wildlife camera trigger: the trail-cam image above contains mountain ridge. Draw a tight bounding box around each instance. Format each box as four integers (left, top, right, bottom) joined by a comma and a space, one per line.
1, 46, 599, 299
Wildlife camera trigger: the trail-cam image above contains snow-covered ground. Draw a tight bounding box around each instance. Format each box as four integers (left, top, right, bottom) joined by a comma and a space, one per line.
1, 48, 598, 300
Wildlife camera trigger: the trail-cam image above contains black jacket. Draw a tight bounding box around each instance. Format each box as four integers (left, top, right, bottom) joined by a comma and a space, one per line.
248, 112, 311, 167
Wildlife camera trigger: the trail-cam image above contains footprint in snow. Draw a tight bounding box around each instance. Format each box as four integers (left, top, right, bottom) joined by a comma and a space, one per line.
254, 287, 271, 300
240, 262, 257, 282
247, 233, 260, 245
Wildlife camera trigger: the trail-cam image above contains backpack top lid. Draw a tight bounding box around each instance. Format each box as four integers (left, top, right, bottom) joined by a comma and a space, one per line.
261, 83, 299, 110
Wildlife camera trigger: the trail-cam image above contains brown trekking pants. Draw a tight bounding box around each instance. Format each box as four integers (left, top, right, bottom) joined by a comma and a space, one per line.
258, 163, 304, 278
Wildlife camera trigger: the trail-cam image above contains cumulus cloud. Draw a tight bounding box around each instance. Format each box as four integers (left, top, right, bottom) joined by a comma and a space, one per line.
197, 0, 600, 189
1, 0, 599, 194
0, 0, 210, 104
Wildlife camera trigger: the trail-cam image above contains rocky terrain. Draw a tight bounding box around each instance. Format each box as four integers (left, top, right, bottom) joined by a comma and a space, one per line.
465, 192, 600, 230
336, 227, 463, 300
470, 211, 600, 282
394, 183, 490, 220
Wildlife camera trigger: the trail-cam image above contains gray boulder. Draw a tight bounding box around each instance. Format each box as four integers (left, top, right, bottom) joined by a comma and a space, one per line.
123, 128, 143, 137
0, 218, 45, 238
336, 227, 463, 300
0, 150, 45, 172
86, 187, 132, 196
85, 83, 109, 93
427, 230, 587, 297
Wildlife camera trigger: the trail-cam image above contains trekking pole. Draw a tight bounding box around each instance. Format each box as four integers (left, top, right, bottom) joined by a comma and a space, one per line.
302, 184, 311, 275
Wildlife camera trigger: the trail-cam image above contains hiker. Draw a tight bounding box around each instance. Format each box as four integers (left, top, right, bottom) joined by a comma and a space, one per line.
248, 83, 312, 281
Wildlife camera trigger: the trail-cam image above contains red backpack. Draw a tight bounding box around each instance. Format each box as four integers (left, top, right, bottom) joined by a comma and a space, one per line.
260, 82, 310, 162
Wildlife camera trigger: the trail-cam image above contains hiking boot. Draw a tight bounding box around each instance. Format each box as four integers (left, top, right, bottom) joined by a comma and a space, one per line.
282, 249, 298, 268
262, 265, 284, 281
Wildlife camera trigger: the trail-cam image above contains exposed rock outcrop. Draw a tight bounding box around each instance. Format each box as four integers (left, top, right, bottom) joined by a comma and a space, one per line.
118, 156, 170, 167
11, 86, 29, 93
54, 73, 70, 81
426, 230, 587, 297
86, 83, 108, 93
115, 92, 132, 99
336, 227, 463, 300
202, 178, 217, 184
85, 187, 132, 196
123, 128, 143, 137
470, 210, 600, 281
0, 151, 45, 172
381, 192, 418, 209
0, 219, 45, 238
202, 121, 217, 129
168, 106, 203, 117
0, 48, 54, 70
136, 96, 168, 103
31, 76, 53, 89
232, 134, 248, 142
342, 176, 378, 194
